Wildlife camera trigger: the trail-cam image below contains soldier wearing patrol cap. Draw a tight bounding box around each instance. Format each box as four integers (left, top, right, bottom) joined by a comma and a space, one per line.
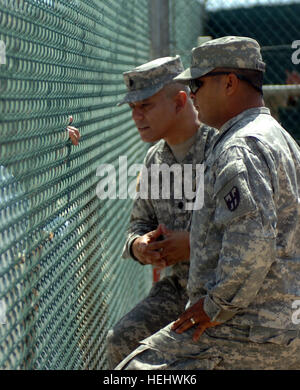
106, 56, 217, 369
116, 36, 300, 370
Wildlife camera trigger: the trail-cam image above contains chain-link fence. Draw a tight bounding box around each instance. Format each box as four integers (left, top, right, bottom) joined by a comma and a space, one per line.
203, 0, 300, 142
0, 0, 152, 370
169, 0, 205, 67
1, 0, 300, 371
168, 0, 300, 142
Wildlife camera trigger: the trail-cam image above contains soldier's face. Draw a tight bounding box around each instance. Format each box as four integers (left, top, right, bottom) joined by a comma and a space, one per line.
129, 89, 177, 143
190, 74, 225, 129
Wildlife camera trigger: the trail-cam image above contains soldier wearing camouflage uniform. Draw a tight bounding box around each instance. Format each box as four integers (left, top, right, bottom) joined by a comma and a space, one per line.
116, 36, 300, 370
106, 56, 217, 369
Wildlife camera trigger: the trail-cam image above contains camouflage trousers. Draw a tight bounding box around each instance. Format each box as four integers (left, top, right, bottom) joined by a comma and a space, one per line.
106, 275, 188, 369
115, 321, 300, 370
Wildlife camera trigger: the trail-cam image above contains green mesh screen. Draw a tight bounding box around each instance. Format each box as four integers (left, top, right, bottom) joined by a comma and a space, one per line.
0, 0, 152, 370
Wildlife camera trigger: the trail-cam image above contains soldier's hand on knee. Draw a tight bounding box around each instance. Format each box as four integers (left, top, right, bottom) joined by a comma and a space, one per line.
171, 298, 221, 342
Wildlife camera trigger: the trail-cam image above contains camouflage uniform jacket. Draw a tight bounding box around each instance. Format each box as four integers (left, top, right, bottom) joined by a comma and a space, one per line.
188, 107, 300, 333
122, 124, 218, 288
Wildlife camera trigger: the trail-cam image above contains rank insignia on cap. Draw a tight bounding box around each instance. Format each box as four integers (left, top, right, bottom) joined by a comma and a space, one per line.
224, 186, 240, 211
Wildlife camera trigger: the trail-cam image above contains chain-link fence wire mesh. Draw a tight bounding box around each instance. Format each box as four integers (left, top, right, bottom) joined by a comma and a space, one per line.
0, 0, 153, 370
1, 0, 300, 372
169, 0, 206, 68
169, 0, 300, 143
203, 0, 300, 142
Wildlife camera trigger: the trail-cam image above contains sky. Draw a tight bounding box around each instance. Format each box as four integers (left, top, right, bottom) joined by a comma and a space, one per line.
205, 0, 299, 10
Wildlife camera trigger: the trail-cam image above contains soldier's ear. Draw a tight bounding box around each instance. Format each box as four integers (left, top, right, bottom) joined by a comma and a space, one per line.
225, 73, 239, 96
174, 91, 187, 113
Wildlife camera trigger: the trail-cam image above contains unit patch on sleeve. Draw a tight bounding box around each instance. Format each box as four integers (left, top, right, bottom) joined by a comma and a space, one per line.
214, 159, 257, 225
224, 186, 240, 212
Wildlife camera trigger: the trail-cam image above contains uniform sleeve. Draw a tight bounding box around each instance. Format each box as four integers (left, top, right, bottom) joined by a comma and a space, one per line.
203, 125, 219, 160
121, 162, 158, 261
203, 143, 278, 322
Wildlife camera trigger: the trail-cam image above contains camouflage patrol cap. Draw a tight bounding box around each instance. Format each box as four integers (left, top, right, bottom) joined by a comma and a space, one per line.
117, 55, 184, 106
174, 36, 266, 83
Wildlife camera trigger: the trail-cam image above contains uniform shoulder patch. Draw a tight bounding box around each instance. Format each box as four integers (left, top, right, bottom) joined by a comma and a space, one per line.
214, 159, 257, 225
224, 186, 240, 212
